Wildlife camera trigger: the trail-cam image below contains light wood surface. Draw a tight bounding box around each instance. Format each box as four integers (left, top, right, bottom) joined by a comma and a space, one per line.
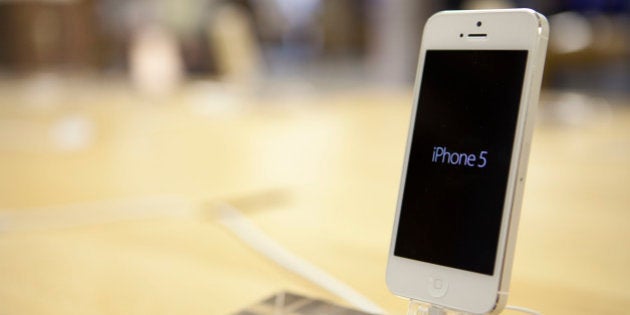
0, 79, 628, 314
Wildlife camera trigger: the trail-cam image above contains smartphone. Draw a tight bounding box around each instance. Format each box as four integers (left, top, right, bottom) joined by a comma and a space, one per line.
386, 9, 548, 314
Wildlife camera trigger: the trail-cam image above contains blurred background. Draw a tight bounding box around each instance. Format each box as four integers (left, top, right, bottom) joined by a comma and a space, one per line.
1, 0, 628, 90
0, 0, 628, 314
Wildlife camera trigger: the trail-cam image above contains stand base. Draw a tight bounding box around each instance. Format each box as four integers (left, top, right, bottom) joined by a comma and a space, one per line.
407, 300, 476, 315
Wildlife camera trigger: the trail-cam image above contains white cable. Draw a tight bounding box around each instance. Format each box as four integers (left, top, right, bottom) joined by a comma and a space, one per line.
505, 305, 541, 315
216, 202, 385, 315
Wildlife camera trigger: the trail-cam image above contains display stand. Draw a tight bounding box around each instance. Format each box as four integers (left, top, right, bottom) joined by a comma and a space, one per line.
407, 299, 474, 315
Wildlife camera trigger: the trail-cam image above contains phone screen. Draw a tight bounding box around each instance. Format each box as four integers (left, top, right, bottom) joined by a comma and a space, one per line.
394, 50, 528, 276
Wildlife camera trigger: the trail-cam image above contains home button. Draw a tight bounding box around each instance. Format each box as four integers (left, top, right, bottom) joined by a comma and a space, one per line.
427, 277, 449, 298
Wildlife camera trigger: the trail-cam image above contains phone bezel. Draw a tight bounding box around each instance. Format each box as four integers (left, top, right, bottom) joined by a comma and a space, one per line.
386, 9, 548, 314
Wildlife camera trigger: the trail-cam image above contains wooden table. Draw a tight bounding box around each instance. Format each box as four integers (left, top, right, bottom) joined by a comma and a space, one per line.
0, 79, 628, 314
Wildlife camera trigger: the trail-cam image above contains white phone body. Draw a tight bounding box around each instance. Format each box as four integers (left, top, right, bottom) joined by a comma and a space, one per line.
386, 9, 548, 314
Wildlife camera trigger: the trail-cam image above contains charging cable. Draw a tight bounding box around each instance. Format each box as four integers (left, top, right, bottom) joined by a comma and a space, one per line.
216, 202, 385, 314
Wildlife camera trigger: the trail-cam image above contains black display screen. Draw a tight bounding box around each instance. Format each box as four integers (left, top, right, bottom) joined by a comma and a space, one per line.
394, 50, 528, 275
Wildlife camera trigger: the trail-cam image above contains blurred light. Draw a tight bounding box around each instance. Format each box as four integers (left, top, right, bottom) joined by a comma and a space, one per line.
550, 12, 594, 54
273, 0, 321, 27
50, 115, 94, 152
129, 26, 183, 96
543, 92, 612, 128
0, 115, 94, 153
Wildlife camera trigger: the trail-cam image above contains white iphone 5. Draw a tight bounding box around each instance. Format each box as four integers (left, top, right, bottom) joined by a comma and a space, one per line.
386, 9, 548, 314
